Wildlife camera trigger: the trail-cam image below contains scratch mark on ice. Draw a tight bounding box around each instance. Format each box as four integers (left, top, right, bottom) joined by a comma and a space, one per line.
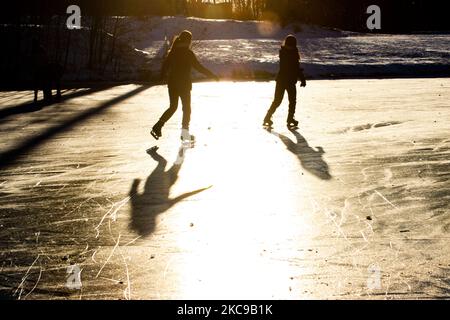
23, 266, 42, 299
119, 250, 131, 300
374, 190, 398, 209
95, 234, 121, 279
124, 236, 142, 247
14, 254, 40, 299
95, 197, 130, 238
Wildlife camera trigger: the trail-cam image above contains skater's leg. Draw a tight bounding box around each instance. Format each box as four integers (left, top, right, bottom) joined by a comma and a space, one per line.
286, 84, 297, 122
43, 86, 52, 103
33, 73, 39, 103
180, 91, 195, 143
56, 65, 63, 101
180, 90, 191, 130
158, 87, 180, 126
264, 81, 285, 122
152, 87, 180, 139
55, 77, 62, 101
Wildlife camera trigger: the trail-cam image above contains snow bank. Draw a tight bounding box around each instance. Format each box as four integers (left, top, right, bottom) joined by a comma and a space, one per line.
118, 16, 450, 80
122, 16, 347, 45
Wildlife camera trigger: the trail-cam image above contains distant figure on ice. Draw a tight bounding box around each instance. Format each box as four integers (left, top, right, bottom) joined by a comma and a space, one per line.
151, 30, 219, 142
32, 39, 63, 104
263, 35, 307, 129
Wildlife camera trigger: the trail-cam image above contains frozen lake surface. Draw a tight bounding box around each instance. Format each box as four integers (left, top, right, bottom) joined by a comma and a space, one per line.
0, 79, 449, 299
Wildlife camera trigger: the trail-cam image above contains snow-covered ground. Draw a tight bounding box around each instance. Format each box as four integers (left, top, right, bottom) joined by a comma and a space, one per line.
121, 16, 450, 79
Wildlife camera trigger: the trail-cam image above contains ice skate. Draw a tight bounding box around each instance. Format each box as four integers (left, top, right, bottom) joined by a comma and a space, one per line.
263, 117, 273, 128
181, 128, 196, 147
151, 123, 163, 140
287, 118, 299, 129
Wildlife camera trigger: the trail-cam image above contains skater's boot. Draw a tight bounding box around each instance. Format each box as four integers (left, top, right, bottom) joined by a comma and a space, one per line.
151, 122, 163, 140
181, 128, 195, 143
263, 115, 273, 127
287, 115, 299, 129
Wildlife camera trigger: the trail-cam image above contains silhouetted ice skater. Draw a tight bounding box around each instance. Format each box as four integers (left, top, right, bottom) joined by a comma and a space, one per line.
263, 35, 307, 129
32, 39, 63, 104
151, 30, 219, 142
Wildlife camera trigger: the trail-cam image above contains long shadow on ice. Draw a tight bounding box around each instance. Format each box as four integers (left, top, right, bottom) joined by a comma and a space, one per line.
129, 146, 211, 237
270, 129, 332, 180
0, 85, 116, 121
0, 85, 150, 170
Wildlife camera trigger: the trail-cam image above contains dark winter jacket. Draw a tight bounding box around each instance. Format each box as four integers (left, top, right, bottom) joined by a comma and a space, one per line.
276, 46, 306, 85
161, 46, 216, 91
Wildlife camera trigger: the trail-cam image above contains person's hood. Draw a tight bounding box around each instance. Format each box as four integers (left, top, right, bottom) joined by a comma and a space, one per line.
280, 46, 300, 58
281, 44, 297, 51
174, 42, 191, 49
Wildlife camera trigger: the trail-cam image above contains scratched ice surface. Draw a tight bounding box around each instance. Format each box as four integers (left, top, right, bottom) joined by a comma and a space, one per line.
0, 79, 449, 299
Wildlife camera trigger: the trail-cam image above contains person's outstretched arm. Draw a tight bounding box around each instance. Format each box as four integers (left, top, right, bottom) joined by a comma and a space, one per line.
191, 51, 219, 80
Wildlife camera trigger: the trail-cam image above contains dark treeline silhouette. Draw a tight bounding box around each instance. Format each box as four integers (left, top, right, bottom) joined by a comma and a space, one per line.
0, 3, 151, 88
265, 0, 449, 32
1, 0, 448, 32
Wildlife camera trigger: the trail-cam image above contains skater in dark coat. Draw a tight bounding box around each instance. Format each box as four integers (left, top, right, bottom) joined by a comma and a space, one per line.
263, 35, 307, 128
151, 30, 219, 141
32, 39, 63, 104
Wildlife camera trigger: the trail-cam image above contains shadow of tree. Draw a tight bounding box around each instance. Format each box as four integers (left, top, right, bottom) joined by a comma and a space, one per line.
0, 85, 116, 121
0, 85, 150, 169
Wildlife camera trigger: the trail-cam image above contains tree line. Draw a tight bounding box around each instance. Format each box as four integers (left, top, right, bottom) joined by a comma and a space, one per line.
1, 0, 449, 32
